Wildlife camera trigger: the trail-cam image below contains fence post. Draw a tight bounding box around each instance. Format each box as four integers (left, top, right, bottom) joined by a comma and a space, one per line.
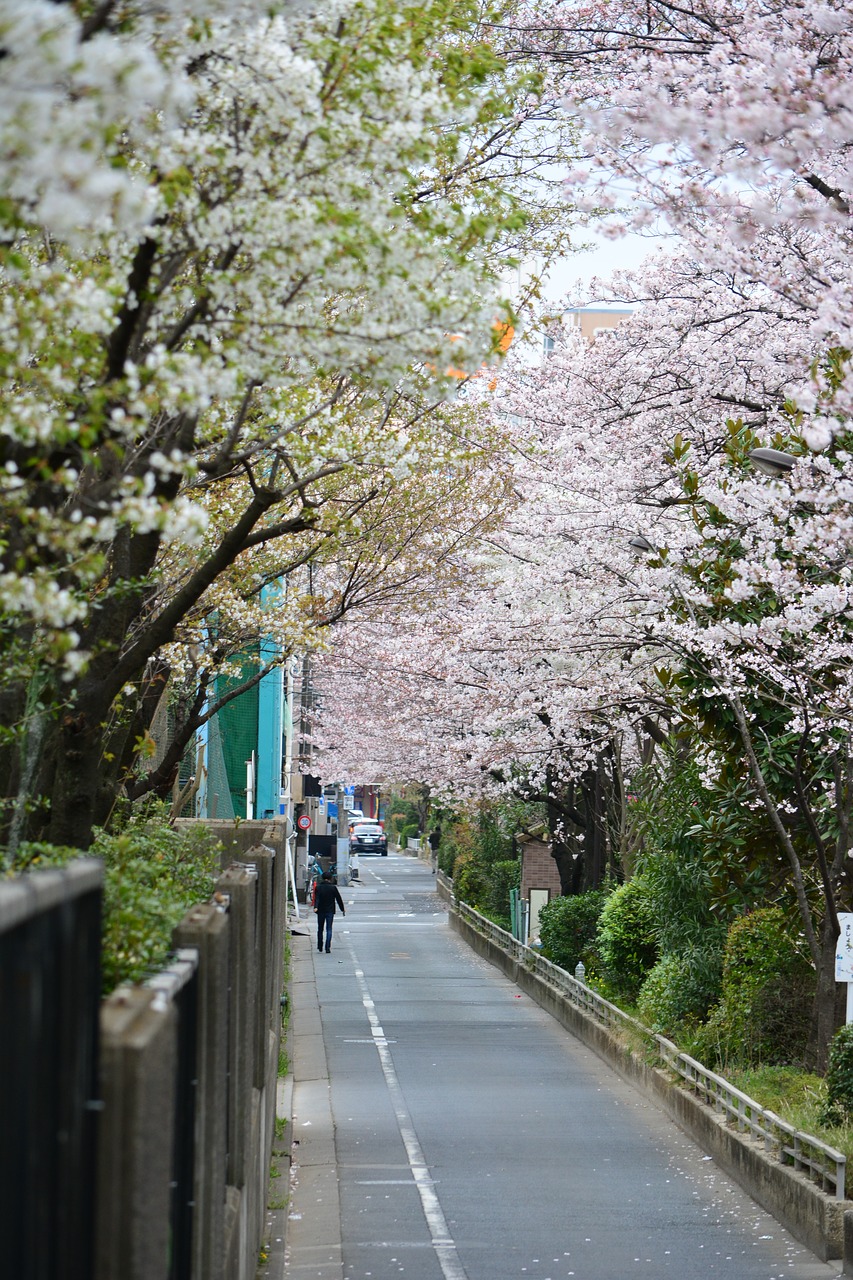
173, 899, 230, 1280
95, 987, 178, 1280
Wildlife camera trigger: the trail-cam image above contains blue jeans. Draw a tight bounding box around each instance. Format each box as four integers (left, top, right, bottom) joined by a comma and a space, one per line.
317, 910, 334, 951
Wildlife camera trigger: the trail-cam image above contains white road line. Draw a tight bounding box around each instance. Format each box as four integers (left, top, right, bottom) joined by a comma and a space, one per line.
351, 963, 469, 1280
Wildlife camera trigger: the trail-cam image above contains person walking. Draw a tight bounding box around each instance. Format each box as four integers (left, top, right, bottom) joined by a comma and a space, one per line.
314, 872, 346, 953
428, 827, 441, 874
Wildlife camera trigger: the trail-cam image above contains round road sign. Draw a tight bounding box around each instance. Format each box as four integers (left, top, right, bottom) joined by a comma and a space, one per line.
296, 814, 312, 831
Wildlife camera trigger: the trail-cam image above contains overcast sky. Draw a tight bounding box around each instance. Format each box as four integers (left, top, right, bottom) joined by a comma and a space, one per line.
539, 222, 673, 307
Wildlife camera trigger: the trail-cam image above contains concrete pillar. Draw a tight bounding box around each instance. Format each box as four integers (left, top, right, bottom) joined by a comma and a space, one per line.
173, 901, 230, 1280
215, 864, 259, 1191
243, 845, 276, 1089
844, 1210, 853, 1276
95, 988, 177, 1280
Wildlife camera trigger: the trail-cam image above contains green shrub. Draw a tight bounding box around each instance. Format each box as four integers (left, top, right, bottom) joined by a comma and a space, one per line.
538, 889, 608, 973
596, 877, 658, 1001
454, 859, 489, 909
637, 945, 723, 1037
482, 858, 521, 925
15, 803, 221, 993
397, 822, 419, 848
821, 1025, 853, 1125
695, 907, 814, 1070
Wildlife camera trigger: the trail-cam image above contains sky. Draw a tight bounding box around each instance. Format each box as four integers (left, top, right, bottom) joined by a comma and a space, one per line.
540, 223, 671, 306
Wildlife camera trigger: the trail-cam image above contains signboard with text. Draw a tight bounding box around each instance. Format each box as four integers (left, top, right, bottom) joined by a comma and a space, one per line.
836, 913, 853, 981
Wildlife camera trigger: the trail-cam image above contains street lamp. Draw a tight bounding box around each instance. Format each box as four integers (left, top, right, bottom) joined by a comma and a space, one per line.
748, 447, 797, 477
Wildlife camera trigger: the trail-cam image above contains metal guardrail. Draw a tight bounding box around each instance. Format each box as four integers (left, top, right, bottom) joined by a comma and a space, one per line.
655, 1041, 847, 1200
452, 897, 847, 1201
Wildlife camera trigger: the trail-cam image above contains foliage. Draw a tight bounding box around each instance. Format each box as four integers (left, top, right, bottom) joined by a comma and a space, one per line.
481, 858, 521, 925
397, 822, 419, 849
634, 757, 771, 944
821, 1025, 853, 1126
389, 796, 421, 840
595, 877, 658, 1001
0, 0, 579, 853
436, 814, 474, 877
454, 858, 491, 911
695, 909, 815, 1070
438, 798, 526, 923
537, 889, 608, 973
637, 947, 723, 1039
14, 804, 220, 993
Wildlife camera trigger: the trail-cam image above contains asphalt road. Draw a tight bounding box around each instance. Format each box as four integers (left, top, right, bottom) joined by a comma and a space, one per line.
285, 852, 841, 1280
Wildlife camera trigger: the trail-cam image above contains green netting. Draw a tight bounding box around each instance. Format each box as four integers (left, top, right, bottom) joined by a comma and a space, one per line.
214, 651, 260, 819
206, 714, 235, 821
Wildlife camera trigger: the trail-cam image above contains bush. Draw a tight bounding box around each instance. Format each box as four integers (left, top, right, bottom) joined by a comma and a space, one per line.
481, 858, 521, 926
454, 858, 489, 909
397, 822, 419, 848
538, 889, 608, 973
695, 907, 814, 1070
596, 877, 658, 1001
637, 945, 723, 1037
821, 1024, 853, 1125
15, 803, 221, 993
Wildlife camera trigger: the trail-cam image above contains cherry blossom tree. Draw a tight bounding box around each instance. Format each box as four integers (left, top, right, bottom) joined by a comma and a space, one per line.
315, 235, 853, 1060
513, 0, 853, 440
0, 0, 581, 851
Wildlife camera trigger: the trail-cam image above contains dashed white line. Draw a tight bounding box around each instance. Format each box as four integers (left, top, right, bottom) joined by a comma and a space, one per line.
351, 963, 469, 1280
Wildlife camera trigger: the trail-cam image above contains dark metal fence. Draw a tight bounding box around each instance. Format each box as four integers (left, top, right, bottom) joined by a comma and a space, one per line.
0, 859, 103, 1280
146, 948, 200, 1280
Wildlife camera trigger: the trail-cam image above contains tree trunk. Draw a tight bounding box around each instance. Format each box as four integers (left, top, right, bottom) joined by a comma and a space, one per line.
46, 708, 113, 849
812, 915, 843, 1072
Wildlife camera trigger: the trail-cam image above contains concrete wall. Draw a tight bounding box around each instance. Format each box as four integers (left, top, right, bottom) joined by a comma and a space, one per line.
448, 905, 849, 1262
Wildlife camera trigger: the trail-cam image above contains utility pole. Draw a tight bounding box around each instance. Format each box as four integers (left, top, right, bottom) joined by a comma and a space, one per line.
335, 784, 351, 885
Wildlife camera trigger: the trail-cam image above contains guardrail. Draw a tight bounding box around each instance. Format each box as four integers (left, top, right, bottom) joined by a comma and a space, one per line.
452, 898, 847, 1201
656, 1041, 846, 1200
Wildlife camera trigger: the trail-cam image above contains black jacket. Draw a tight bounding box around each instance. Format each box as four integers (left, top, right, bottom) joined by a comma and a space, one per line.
314, 881, 345, 915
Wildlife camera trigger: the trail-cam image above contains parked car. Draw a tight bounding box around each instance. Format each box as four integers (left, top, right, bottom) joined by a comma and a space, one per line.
349, 821, 388, 856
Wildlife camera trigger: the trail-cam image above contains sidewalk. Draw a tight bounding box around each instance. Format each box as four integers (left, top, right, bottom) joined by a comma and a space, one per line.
257, 917, 341, 1280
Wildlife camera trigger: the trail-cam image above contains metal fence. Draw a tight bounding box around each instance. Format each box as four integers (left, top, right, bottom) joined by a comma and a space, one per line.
0, 859, 104, 1280
453, 896, 847, 1201
146, 948, 200, 1280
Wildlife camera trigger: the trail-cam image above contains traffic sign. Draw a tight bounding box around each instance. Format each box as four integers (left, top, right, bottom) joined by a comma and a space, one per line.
296, 814, 312, 832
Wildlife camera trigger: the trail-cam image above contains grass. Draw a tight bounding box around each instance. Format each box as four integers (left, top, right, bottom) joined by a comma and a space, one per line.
724, 1065, 853, 1161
